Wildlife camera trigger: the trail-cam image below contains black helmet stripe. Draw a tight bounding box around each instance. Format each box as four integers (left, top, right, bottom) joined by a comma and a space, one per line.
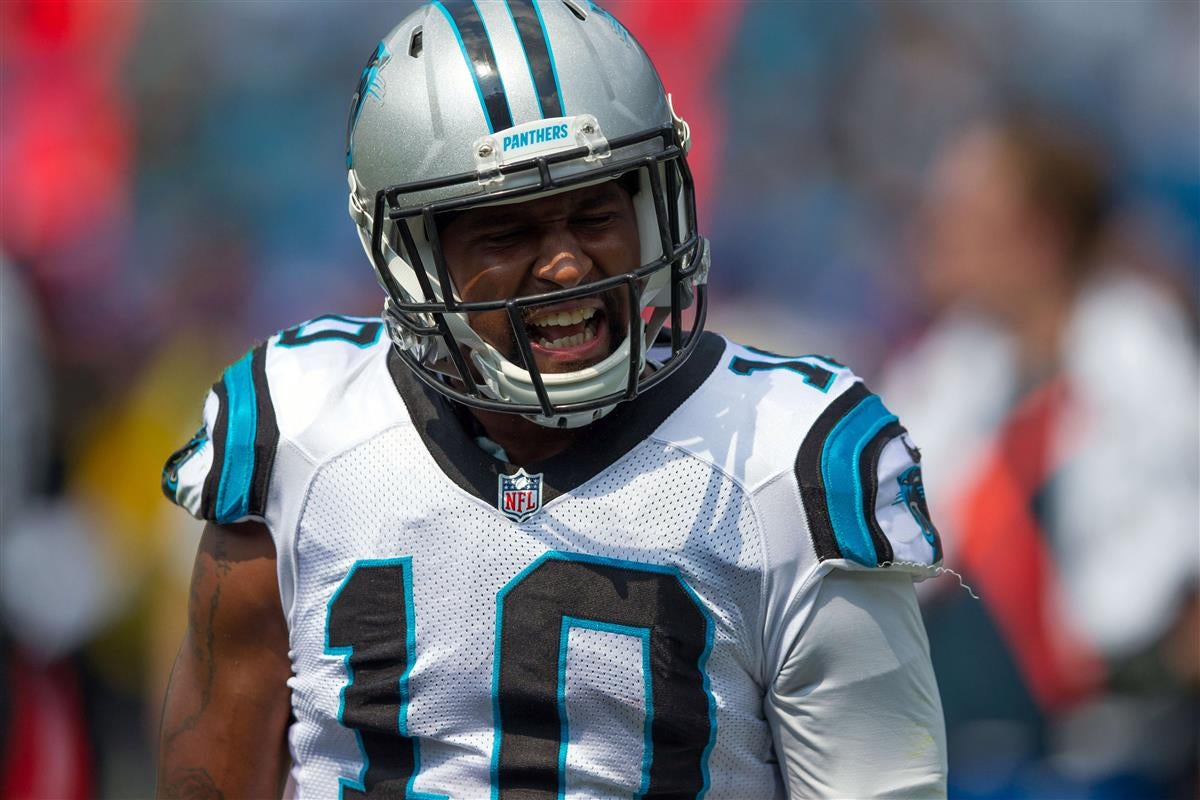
433, 0, 515, 133
505, 0, 566, 119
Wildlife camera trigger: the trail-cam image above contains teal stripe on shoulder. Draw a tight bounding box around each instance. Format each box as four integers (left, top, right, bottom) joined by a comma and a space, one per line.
215, 349, 258, 524
820, 393, 898, 565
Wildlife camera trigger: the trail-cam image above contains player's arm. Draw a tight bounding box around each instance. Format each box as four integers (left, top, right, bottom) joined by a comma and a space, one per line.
765, 568, 947, 799
157, 521, 292, 799
758, 378, 946, 795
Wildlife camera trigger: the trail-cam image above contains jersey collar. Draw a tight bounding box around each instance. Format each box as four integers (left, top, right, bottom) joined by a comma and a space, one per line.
387, 332, 726, 507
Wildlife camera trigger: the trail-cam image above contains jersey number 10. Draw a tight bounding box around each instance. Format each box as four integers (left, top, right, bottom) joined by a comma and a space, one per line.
326, 552, 716, 799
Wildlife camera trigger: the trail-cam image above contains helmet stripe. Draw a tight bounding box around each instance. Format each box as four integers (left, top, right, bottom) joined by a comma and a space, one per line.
505, 0, 566, 119
433, 0, 515, 134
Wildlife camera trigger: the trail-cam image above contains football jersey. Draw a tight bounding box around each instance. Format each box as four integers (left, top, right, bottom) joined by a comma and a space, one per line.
163, 314, 944, 799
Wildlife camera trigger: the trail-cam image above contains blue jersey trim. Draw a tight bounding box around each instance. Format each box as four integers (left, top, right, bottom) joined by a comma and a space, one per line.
557, 617, 653, 798
215, 350, 257, 524
492, 550, 715, 799
325, 560, 374, 797
277, 314, 383, 349
400, 558, 445, 800
821, 394, 898, 566
325, 558, 446, 800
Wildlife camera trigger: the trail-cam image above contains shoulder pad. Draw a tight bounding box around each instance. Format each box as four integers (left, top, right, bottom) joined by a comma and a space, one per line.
654, 339, 859, 490
795, 381, 943, 568
162, 342, 278, 524
658, 338, 941, 570
161, 315, 390, 524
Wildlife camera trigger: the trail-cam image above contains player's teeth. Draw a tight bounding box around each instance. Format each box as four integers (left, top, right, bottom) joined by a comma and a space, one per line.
529, 307, 598, 327
540, 332, 590, 350
535, 317, 599, 349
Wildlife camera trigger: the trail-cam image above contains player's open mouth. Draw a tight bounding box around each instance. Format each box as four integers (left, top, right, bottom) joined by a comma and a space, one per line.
523, 303, 609, 362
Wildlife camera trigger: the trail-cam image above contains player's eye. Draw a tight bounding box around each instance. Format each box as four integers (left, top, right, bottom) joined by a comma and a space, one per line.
574, 213, 616, 229
483, 228, 531, 249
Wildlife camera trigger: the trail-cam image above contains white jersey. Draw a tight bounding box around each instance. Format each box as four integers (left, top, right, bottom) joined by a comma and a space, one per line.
164, 315, 946, 799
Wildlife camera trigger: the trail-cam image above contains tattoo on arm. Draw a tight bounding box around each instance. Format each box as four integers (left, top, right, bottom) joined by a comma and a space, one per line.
162, 530, 232, 747
159, 523, 286, 799
161, 767, 225, 800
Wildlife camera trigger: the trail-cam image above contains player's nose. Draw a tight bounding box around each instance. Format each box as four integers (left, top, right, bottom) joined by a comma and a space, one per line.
533, 227, 592, 288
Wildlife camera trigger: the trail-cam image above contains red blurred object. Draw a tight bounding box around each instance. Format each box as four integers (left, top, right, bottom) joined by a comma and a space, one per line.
1, 0, 139, 68
956, 380, 1106, 712
609, 0, 743, 230
0, 0, 140, 291
1, 650, 94, 800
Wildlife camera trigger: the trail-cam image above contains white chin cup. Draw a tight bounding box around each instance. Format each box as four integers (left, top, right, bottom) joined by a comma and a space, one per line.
448, 311, 646, 429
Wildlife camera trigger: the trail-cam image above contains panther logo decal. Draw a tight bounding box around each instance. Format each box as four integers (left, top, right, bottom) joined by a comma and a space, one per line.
346, 41, 390, 167
894, 465, 938, 547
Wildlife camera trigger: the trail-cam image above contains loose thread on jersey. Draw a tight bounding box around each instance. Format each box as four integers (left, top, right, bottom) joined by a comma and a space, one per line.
881, 561, 981, 600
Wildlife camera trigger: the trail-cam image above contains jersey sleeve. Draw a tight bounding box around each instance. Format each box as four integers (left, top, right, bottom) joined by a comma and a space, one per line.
794, 381, 943, 570
753, 376, 948, 794
764, 569, 947, 797
161, 342, 279, 524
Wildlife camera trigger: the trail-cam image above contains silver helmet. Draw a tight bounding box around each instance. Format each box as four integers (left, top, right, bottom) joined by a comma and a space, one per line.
346, 0, 709, 428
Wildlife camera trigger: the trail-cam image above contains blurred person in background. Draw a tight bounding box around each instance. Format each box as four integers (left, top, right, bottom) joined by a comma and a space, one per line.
0, 254, 95, 798
881, 114, 1199, 798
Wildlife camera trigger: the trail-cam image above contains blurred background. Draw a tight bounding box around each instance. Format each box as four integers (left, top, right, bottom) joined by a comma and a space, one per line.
1, 0, 1196, 797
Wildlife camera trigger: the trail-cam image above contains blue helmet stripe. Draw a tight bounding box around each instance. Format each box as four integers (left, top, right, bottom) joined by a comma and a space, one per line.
433, 0, 515, 133
505, 0, 566, 119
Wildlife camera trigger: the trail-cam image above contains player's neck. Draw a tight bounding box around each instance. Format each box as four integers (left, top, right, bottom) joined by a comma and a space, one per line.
467, 407, 580, 464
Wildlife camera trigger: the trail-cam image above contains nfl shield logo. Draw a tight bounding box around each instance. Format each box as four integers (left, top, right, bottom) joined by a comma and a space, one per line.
498, 468, 543, 523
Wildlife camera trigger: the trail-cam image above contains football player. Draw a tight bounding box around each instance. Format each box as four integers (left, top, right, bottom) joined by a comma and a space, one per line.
157, 2, 947, 797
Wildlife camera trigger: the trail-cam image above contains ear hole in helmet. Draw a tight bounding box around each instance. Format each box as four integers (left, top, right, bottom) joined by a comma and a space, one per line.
562, 0, 587, 21
409, 28, 423, 58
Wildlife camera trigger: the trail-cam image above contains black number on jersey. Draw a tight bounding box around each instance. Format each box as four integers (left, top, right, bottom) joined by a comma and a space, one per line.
729, 349, 844, 392
279, 315, 383, 348
493, 553, 715, 798
327, 554, 715, 798
326, 559, 445, 800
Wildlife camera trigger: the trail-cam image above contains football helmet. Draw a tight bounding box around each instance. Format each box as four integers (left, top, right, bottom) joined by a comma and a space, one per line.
346, 0, 709, 428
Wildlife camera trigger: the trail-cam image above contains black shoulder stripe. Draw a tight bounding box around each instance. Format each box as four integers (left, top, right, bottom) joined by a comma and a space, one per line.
858, 420, 904, 565
507, 0, 565, 118
200, 378, 229, 522
248, 343, 279, 517
438, 0, 515, 133
794, 382, 871, 562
